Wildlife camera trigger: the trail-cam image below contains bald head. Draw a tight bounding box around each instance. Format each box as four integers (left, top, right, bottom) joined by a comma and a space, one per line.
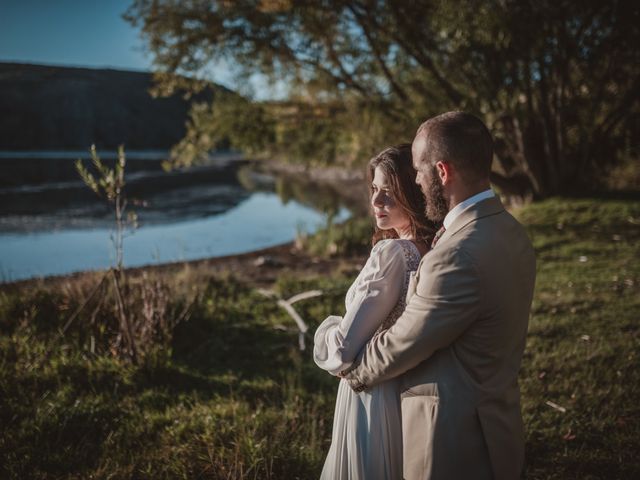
413, 111, 494, 184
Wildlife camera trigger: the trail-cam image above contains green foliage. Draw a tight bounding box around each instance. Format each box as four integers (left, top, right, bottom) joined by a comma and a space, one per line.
75, 145, 127, 203
296, 216, 372, 258
168, 93, 276, 170
275, 113, 341, 166
127, 0, 639, 198
1, 196, 639, 478
170, 95, 385, 169
604, 153, 640, 191
75, 146, 137, 269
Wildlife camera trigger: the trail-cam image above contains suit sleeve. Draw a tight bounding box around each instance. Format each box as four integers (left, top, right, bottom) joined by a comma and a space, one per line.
313, 240, 407, 376
343, 244, 481, 390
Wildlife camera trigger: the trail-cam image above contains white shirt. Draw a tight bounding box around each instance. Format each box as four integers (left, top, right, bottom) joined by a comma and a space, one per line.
443, 189, 495, 229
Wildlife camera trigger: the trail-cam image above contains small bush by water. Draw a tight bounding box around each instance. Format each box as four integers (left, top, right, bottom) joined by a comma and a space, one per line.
295, 215, 372, 257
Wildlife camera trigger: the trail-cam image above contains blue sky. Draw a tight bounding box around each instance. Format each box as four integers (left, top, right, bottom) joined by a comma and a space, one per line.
0, 0, 151, 70
0, 0, 285, 99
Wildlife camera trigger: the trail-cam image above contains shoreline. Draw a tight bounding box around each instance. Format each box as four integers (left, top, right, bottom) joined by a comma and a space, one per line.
0, 240, 366, 293
0, 157, 370, 292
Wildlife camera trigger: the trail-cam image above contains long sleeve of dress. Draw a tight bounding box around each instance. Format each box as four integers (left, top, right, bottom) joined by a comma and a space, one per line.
313, 240, 407, 375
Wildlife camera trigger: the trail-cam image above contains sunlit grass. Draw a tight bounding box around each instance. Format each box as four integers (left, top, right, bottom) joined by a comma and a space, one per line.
515, 197, 640, 479
1, 196, 638, 479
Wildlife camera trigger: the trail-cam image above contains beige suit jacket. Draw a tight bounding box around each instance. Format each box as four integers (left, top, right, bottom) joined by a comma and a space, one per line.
344, 196, 536, 480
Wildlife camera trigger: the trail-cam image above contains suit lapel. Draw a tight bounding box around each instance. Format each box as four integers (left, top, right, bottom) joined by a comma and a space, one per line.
437, 196, 505, 246
414, 197, 505, 282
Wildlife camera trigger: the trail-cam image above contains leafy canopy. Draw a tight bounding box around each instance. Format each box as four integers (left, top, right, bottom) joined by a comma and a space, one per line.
126, 0, 640, 198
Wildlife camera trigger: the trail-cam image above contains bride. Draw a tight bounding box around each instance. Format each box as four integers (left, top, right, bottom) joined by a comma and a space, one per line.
314, 144, 438, 479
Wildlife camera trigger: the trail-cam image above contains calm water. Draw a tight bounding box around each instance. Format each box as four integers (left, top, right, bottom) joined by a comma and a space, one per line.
0, 155, 351, 282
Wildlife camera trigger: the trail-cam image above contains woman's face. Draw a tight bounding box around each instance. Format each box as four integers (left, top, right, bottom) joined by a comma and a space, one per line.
371, 166, 411, 235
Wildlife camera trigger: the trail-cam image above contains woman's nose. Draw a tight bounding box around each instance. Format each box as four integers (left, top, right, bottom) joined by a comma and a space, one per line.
372, 191, 384, 207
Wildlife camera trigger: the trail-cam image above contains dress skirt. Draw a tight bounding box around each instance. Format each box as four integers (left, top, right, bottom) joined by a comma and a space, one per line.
320, 377, 403, 480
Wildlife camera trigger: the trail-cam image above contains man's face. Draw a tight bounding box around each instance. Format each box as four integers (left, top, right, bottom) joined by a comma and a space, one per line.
412, 137, 430, 197
412, 136, 449, 222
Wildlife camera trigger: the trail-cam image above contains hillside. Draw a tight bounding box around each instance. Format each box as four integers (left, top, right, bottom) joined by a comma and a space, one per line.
0, 63, 218, 150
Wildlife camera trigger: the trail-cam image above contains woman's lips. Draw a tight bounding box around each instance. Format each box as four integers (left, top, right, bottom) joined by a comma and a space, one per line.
375, 212, 387, 218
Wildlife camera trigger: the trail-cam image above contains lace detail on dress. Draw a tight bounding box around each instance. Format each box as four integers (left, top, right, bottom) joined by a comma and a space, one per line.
375, 239, 421, 334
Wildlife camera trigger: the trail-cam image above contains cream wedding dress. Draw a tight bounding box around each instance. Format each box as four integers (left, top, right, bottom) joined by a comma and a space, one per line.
314, 239, 421, 480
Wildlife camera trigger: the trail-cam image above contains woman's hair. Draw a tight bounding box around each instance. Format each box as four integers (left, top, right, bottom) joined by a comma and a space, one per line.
367, 144, 439, 247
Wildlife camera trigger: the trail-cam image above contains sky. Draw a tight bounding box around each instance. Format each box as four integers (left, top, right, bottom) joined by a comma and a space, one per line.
0, 0, 151, 71
0, 0, 282, 98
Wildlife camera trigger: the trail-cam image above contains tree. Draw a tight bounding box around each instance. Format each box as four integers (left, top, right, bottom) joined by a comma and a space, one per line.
76, 146, 139, 362
126, 0, 640, 199
168, 91, 276, 169
74, 147, 191, 363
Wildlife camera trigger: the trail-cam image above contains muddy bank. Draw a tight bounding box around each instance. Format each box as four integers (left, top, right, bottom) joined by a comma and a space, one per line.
0, 240, 365, 294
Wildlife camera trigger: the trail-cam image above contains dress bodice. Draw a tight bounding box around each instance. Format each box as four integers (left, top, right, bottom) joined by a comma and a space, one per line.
375, 239, 420, 333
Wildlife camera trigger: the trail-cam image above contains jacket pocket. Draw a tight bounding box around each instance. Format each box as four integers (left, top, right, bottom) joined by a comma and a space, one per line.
401, 382, 439, 399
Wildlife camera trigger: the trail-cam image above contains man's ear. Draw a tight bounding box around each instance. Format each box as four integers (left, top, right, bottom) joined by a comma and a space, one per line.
436, 161, 453, 185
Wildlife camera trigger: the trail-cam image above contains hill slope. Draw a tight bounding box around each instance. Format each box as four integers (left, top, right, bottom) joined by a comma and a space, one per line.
0, 62, 217, 150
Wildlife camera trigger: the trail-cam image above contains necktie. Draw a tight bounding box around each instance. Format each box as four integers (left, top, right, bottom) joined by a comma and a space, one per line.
431, 226, 446, 249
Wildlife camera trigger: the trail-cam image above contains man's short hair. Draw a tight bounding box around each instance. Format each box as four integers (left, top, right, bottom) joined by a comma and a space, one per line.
416, 111, 493, 182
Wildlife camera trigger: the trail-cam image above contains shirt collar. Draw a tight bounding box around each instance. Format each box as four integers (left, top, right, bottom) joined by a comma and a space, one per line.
443, 189, 495, 229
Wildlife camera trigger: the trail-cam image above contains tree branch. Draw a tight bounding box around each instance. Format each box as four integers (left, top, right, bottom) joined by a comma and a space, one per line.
346, 5, 409, 101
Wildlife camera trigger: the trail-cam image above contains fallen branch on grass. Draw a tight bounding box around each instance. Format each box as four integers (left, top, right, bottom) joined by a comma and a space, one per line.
258, 289, 323, 351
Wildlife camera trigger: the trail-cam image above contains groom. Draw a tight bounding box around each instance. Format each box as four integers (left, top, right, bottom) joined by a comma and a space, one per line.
341, 112, 536, 479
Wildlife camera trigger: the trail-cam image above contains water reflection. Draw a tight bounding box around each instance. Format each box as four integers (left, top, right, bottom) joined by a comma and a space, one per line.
0, 193, 349, 282
0, 162, 251, 232
0, 156, 354, 282
237, 165, 366, 218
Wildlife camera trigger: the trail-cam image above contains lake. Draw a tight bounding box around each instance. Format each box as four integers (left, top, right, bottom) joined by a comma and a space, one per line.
0, 152, 353, 282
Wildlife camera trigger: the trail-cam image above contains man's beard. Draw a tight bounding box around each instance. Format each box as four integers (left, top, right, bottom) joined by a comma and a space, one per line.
424, 166, 449, 222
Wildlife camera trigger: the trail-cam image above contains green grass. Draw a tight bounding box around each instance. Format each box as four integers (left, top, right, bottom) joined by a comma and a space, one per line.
0, 274, 350, 479
1, 196, 639, 479
516, 197, 640, 479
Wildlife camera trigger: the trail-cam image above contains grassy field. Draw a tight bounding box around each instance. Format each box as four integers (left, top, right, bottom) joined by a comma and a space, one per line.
1, 195, 639, 479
